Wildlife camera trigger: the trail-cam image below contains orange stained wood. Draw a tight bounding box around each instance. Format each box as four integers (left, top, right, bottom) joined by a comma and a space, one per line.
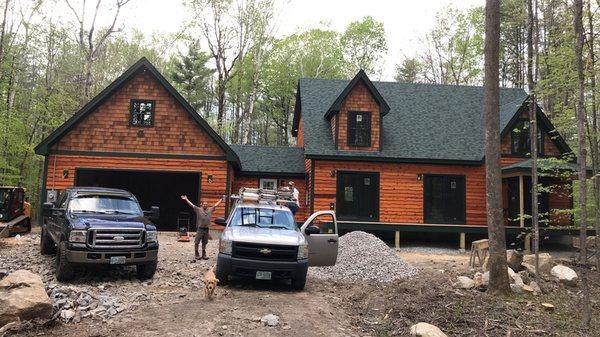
312, 160, 487, 225
45, 154, 229, 219
296, 115, 304, 147
52, 70, 225, 156
335, 81, 381, 152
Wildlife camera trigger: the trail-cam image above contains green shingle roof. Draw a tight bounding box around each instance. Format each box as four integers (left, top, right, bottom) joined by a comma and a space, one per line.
231, 145, 305, 175
297, 78, 530, 163
502, 158, 581, 174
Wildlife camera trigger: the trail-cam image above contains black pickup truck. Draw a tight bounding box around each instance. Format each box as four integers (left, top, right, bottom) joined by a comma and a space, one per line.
41, 187, 159, 281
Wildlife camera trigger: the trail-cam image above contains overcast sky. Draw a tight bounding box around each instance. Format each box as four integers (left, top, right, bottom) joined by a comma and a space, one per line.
117, 0, 483, 80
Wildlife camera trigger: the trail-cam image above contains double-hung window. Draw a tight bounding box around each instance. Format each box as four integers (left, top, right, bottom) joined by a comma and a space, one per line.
347, 111, 371, 147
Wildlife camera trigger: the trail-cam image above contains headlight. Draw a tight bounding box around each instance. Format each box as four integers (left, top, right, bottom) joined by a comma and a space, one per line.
69, 230, 87, 243
297, 243, 308, 260
219, 238, 232, 255
146, 230, 158, 243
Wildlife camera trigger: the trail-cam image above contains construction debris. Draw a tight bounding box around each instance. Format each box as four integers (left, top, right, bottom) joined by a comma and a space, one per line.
309, 231, 417, 282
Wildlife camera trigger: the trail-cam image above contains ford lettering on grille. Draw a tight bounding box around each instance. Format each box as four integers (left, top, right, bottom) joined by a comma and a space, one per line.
88, 228, 145, 249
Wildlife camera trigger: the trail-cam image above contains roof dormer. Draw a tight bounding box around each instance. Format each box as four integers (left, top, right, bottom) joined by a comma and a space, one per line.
325, 70, 389, 152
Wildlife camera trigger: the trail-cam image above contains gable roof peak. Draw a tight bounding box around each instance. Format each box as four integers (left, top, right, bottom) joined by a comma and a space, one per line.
324, 69, 390, 120
34, 57, 240, 164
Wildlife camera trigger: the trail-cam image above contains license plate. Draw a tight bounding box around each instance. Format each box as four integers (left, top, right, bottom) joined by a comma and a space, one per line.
110, 256, 126, 265
255, 271, 272, 280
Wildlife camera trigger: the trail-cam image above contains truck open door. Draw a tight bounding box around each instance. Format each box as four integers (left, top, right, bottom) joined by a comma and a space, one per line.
300, 210, 338, 266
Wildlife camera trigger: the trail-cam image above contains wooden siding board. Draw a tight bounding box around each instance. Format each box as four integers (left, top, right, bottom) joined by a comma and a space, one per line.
313, 160, 487, 225
52, 71, 224, 156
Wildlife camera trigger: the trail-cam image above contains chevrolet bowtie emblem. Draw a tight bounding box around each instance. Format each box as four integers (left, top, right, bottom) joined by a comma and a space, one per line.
259, 248, 271, 254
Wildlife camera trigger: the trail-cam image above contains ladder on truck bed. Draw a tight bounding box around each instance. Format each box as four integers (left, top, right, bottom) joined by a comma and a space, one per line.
231, 187, 295, 206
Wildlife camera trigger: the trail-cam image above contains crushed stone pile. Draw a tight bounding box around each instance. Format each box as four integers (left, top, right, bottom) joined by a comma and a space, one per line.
309, 231, 418, 282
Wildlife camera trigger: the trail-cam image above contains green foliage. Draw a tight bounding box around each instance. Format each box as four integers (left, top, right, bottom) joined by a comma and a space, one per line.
167, 40, 214, 116
340, 16, 387, 76
394, 58, 424, 83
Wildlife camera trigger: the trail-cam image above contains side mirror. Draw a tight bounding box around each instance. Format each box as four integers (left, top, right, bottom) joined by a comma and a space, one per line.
42, 202, 54, 217
305, 225, 320, 235
144, 206, 160, 221
214, 217, 227, 226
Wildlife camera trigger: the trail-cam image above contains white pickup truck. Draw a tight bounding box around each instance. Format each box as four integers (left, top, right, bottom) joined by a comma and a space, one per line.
213, 192, 339, 290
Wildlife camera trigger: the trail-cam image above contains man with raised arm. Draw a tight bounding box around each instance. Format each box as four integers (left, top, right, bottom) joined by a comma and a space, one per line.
181, 195, 224, 260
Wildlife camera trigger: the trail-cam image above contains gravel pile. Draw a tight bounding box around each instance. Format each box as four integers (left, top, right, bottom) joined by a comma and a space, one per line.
309, 231, 418, 282
47, 284, 133, 323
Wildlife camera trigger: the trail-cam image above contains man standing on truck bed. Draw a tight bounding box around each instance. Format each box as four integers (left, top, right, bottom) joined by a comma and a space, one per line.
181, 195, 224, 260
287, 181, 300, 216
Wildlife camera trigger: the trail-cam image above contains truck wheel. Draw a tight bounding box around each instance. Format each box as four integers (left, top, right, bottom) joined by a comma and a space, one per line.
55, 241, 75, 282
291, 273, 306, 290
40, 228, 56, 255
136, 260, 158, 280
215, 267, 229, 285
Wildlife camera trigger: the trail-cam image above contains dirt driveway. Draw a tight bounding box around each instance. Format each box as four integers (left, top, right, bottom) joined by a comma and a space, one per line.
2, 232, 597, 337
1, 232, 362, 337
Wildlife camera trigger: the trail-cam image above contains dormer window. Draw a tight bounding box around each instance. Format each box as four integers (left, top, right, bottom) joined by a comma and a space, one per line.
130, 99, 155, 126
348, 111, 371, 147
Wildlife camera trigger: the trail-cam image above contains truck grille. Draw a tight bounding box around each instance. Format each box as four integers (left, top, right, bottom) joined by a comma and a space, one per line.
232, 242, 298, 262
87, 228, 145, 249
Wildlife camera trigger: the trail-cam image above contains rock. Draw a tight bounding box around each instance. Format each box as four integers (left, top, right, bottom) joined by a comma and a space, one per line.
482, 271, 489, 285
522, 284, 534, 293
60, 309, 76, 322
454, 276, 475, 289
473, 272, 484, 288
0, 270, 52, 326
0, 270, 8, 280
506, 250, 523, 271
550, 265, 578, 286
0, 319, 20, 335
522, 262, 536, 276
511, 273, 525, 287
518, 270, 531, 284
529, 281, 541, 294
510, 283, 524, 294
410, 322, 448, 337
542, 303, 555, 311
260, 314, 280, 327
523, 253, 554, 274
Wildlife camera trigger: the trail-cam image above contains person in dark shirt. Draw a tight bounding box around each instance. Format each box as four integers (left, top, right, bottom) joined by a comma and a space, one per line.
181, 195, 224, 260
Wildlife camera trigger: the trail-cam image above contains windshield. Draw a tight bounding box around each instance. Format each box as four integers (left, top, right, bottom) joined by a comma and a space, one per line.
229, 207, 297, 230
69, 195, 142, 215
0, 189, 9, 211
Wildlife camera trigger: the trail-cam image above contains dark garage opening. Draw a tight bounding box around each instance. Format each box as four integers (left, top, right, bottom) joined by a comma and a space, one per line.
75, 168, 200, 231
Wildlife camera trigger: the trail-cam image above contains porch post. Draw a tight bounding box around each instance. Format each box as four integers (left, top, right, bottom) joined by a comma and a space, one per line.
519, 175, 525, 227
395, 231, 400, 250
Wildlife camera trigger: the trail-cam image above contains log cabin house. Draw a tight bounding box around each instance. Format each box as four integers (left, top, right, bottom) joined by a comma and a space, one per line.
36, 57, 579, 247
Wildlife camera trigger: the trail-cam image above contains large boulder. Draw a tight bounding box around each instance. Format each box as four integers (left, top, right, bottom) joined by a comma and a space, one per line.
410, 322, 448, 337
454, 276, 475, 289
550, 265, 578, 286
523, 253, 554, 274
0, 270, 52, 326
506, 250, 523, 271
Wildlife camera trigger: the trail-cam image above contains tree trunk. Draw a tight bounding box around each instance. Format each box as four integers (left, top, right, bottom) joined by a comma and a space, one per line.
586, 0, 600, 269
573, 0, 592, 327
526, 0, 540, 280
484, 0, 510, 295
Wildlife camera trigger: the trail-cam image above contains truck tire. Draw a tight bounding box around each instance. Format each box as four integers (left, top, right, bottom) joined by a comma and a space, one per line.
215, 267, 229, 285
291, 273, 307, 290
40, 228, 56, 255
55, 241, 75, 282
136, 260, 158, 280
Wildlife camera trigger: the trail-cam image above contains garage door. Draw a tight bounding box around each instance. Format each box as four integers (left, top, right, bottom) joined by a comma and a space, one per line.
75, 168, 200, 231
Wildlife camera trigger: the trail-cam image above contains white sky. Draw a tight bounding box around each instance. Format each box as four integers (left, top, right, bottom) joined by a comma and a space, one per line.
117, 0, 484, 80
